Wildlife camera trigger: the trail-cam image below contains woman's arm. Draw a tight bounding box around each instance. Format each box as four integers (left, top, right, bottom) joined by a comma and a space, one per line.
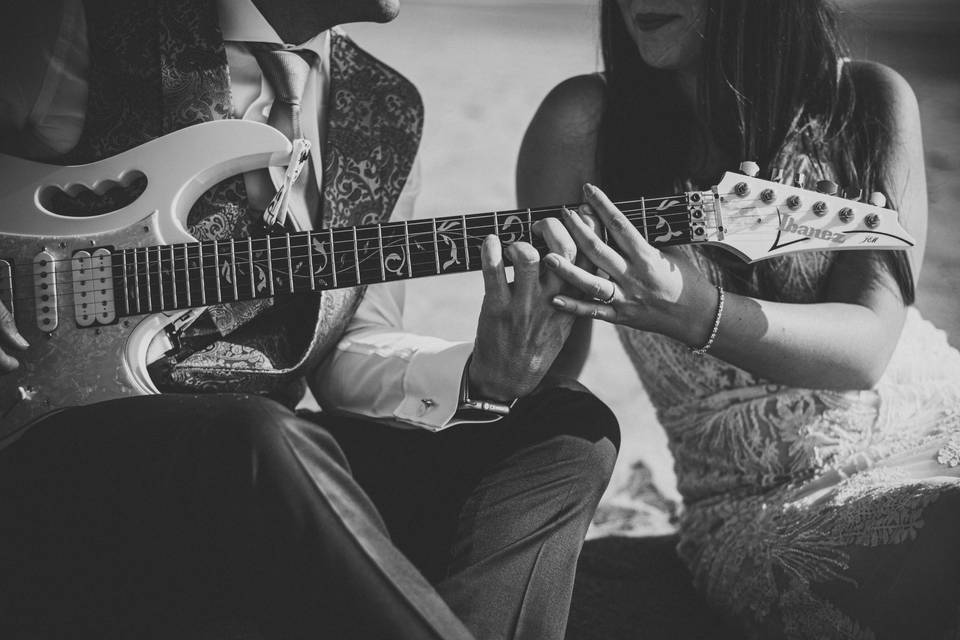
517, 74, 605, 382
546, 63, 927, 390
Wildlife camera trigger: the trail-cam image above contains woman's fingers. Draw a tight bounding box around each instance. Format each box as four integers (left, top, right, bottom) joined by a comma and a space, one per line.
581, 183, 651, 259
543, 253, 619, 302
560, 207, 628, 278
550, 294, 617, 322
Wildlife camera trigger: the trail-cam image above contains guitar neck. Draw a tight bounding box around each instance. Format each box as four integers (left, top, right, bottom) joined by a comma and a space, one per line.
112, 193, 702, 317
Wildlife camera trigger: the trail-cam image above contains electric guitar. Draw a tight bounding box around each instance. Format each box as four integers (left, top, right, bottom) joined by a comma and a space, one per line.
0, 120, 914, 441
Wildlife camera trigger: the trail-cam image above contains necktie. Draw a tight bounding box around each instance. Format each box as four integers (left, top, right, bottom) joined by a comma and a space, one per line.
253, 46, 320, 228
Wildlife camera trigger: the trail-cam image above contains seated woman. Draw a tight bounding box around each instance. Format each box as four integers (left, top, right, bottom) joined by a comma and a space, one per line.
518, 0, 960, 637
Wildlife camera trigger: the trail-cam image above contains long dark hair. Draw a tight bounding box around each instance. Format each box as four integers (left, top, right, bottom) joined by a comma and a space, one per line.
598, 0, 915, 303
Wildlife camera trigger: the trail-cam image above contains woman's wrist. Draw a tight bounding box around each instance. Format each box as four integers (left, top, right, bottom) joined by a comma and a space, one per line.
660, 277, 721, 347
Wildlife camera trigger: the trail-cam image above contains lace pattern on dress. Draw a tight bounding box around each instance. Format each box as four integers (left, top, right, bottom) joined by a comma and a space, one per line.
615, 169, 960, 635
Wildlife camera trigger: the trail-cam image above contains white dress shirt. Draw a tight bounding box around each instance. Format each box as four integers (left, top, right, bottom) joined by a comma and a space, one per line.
0, 0, 474, 430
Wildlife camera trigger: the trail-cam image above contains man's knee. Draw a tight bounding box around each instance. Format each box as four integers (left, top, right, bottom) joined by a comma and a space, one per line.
516, 387, 620, 494
196, 394, 350, 479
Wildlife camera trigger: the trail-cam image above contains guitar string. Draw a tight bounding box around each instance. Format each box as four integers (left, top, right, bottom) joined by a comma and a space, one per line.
8, 202, 867, 315
1, 198, 706, 276
20, 198, 861, 316
4, 193, 694, 262
6, 216, 841, 317
0, 202, 707, 313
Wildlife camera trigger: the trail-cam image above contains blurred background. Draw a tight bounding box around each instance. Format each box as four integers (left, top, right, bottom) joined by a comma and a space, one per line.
349, 0, 960, 505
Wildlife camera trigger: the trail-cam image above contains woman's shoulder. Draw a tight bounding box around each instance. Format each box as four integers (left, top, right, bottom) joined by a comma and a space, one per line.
845, 59, 920, 123
529, 73, 607, 141
517, 74, 607, 201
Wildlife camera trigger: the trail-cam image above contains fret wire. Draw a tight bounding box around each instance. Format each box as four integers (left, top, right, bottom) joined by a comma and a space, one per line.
247, 237, 256, 299
132, 248, 142, 313
169, 246, 178, 309
121, 250, 131, 315
265, 236, 275, 296
154, 246, 164, 310
432, 218, 440, 275
377, 224, 386, 281
201, 244, 210, 304
461, 215, 470, 271
329, 227, 338, 288
493, 211, 499, 236
306, 231, 316, 290
212, 241, 222, 303
286, 234, 295, 294
403, 220, 412, 278
230, 238, 239, 301
352, 227, 361, 283
142, 248, 152, 311
525, 208, 533, 243
640, 196, 648, 241
183, 246, 192, 307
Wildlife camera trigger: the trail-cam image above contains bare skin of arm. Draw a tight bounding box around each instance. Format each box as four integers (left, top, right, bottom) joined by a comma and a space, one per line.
513, 74, 607, 384
541, 62, 927, 391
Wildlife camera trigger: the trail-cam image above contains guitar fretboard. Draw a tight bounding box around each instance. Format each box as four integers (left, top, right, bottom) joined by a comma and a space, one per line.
111, 197, 700, 317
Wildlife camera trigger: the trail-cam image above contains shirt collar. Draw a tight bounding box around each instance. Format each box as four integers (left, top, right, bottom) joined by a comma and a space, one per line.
216, 0, 328, 56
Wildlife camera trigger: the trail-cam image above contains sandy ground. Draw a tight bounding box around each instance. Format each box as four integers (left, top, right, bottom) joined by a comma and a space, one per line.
348, 1, 960, 503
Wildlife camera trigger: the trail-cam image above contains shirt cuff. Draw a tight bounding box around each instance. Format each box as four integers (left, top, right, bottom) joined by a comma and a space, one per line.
394, 342, 474, 431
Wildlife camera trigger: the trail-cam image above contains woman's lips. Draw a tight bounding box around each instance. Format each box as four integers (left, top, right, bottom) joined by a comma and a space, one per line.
633, 13, 679, 32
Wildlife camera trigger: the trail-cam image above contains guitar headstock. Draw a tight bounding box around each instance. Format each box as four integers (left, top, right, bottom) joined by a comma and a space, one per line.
702, 169, 914, 263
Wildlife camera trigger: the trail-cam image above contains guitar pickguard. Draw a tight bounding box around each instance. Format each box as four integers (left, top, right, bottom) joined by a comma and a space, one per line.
0, 120, 291, 442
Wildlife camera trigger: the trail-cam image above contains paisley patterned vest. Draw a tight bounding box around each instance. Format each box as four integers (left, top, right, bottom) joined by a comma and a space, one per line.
60, 0, 423, 403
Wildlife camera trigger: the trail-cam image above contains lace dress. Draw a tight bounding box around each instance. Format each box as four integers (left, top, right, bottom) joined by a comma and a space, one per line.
617, 243, 960, 637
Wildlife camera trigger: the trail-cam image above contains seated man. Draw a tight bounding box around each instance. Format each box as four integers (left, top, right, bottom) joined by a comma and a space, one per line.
0, 0, 618, 639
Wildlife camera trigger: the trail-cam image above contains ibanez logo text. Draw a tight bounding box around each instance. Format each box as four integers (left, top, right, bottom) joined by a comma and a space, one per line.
779, 215, 849, 244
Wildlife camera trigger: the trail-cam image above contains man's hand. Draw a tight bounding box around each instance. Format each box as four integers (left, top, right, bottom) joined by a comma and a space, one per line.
0, 301, 28, 373
468, 217, 580, 402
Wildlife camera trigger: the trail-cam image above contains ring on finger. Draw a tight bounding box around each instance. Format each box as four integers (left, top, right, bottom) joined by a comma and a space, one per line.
598, 284, 617, 305
591, 307, 599, 319
593, 280, 617, 305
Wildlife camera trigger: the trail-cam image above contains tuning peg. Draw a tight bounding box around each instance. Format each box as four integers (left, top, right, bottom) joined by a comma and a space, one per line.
816, 180, 838, 195
868, 192, 887, 208
843, 188, 863, 202
793, 172, 806, 188
739, 161, 760, 177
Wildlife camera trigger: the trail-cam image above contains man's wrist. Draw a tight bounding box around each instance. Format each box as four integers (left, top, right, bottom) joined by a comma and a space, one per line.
458, 355, 518, 419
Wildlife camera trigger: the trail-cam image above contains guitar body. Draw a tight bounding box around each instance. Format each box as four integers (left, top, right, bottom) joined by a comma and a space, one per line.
0, 121, 291, 442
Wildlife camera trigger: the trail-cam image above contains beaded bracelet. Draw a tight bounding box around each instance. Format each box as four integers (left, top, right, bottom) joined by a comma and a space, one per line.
691, 286, 724, 357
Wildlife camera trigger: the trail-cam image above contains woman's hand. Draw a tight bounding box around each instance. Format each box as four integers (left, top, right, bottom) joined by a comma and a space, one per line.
0, 300, 29, 373
544, 183, 719, 348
